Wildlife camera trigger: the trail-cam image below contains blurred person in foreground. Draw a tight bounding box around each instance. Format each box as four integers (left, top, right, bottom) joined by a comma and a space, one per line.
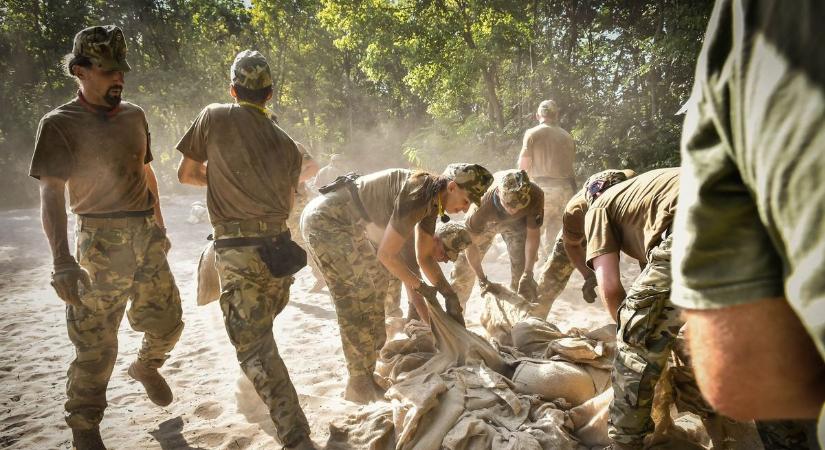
672, 0, 825, 445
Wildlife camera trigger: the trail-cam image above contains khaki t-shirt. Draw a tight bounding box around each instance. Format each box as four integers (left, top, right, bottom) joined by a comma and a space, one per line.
561, 190, 587, 245
29, 98, 154, 214
520, 123, 575, 179
585, 168, 679, 266
176, 103, 301, 225
465, 182, 544, 234
356, 169, 438, 237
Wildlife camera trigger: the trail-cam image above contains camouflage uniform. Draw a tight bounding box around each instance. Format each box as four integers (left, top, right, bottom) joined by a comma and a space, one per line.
609, 234, 684, 445
301, 191, 392, 377
535, 180, 575, 258
213, 220, 310, 444
66, 216, 183, 430
176, 50, 311, 446
533, 230, 575, 318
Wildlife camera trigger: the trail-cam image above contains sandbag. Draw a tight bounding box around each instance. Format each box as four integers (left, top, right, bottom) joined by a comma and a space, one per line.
479, 285, 532, 346
566, 387, 613, 446
197, 243, 220, 306
511, 360, 596, 406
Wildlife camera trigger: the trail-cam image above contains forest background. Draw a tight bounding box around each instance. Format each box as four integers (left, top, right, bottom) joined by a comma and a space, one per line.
0, 0, 712, 208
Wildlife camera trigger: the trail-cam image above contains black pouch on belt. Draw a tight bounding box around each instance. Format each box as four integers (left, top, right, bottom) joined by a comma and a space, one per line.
213, 231, 307, 277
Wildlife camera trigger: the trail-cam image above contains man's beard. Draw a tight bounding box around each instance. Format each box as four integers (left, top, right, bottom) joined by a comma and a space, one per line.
103, 85, 123, 107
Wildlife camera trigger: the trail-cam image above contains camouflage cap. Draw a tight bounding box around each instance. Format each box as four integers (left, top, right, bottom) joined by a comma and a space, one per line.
498, 170, 532, 210
583, 168, 638, 205
435, 222, 472, 262
72, 25, 131, 72
443, 163, 494, 206
537, 99, 558, 117
231, 50, 273, 90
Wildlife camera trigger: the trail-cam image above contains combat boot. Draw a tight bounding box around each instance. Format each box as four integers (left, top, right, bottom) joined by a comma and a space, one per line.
128, 360, 173, 406
72, 426, 106, 450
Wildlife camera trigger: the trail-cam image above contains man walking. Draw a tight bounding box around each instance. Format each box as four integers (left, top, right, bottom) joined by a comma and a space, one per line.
30, 25, 184, 449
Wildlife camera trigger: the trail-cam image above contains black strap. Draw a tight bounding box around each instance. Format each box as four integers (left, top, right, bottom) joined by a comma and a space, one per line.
212, 232, 288, 249
80, 208, 154, 219
318, 173, 371, 223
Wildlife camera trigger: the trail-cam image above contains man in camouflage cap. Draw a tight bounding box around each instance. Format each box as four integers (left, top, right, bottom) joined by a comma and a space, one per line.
443, 163, 495, 207
532, 169, 635, 318
31, 25, 184, 449
434, 222, 473, 263
448, 170, 545, 308
177, 50, 315, 449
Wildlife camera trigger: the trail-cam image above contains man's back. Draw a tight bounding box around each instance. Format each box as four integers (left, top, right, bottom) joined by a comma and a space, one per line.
521, 123, 575, 179
176, 102, 301, 225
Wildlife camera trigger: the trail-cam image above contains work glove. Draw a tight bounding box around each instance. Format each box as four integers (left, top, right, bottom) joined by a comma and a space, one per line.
51, 259, 91, 307
582, 273, 598, 304
517, 271, 538, 302
478, 276, 505, 296
415, 283, 440, 307
441, 290, 466, 328
155, 225, 171, 254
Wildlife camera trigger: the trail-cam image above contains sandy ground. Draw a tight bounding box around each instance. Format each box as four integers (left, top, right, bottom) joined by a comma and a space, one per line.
0, 194, 632, 449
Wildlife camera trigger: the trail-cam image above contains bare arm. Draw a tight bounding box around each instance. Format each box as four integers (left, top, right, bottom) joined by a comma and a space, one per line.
524, 226, 540, 273
518, 154, 532, 172
377, 225, 429, 322
39, 176, 72, 264
144, 164, 165, 228
684, 298, 825, 421
299, 157, 320, 183
591, 252, 624, 321
415, 225, 452, 291
564, 240, 591, 277
177, 155, 207, 187
465, 237, 486, 281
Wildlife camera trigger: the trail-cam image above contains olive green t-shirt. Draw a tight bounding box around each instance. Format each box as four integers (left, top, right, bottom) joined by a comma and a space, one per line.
585, 168, 679, 267
465, 182, 544, 234
176, 103, 301, 225
29, 98, 154, 214
519, 123, 575, 179
671, 0, 825, 365
561, 190, 587, 246
356, 169, 437, 237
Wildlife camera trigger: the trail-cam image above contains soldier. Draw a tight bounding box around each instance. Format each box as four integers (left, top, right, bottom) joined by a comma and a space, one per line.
288, 142, 324, 293
584, 168, 686, 449
449, 170, 544, 307
176, 50, 314, 449
672, 0, 825, 443
30, 25, 184, 449
301, 165, 492, 403
312, 153, 348, 189
518, 100, 577, 258
532, 169, 636, 318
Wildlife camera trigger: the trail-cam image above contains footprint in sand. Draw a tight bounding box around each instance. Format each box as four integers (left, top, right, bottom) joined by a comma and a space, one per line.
193, 401, 224, 420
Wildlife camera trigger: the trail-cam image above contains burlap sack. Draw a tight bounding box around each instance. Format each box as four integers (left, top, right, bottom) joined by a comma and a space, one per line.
196, 243, 220, 306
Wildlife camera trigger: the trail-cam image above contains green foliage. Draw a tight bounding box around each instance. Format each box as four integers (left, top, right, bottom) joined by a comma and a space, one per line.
0, 0, 712, 208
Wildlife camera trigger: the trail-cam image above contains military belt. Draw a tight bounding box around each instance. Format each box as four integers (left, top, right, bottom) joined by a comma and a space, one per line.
212, 219, 287, 238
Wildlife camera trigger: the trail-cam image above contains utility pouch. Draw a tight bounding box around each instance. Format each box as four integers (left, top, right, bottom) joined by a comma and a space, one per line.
318, 172, 362, 194
213, 231, 307, 278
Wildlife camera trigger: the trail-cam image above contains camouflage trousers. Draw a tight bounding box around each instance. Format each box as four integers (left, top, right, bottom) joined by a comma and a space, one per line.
533, 230, 576, 318
301, 192, 392, 377
288, 190, 326, 287
451, 224, 526, 307
67, 216, 183, 430
213, 220, 310, 445
534, 179, 575, 259
609, 235, 686, 445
